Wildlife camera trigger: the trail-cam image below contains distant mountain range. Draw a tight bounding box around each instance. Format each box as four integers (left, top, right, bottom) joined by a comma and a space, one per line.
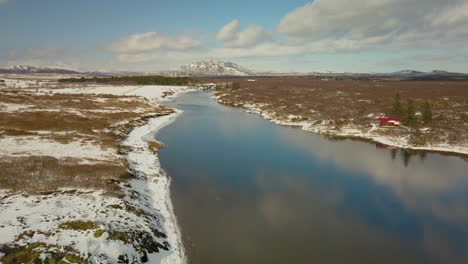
1, 62, 467, 79
164, 61, 467, 78
0, 65, 111, 76
166, 60, 256, 76
0, 65, 81, 74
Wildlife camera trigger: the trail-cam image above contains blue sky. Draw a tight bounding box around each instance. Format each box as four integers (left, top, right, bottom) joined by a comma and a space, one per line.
1, 0, 468, 72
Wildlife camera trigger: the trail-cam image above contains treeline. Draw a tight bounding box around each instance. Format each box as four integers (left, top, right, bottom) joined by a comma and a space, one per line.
391, 93, 433, 126
213, 82, 241, 91
58, 76, 196, 86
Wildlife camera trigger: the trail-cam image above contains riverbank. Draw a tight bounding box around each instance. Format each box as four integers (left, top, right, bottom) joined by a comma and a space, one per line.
224, 99, 468, 156
0, 85, 191, 263
209, 78, 468, 157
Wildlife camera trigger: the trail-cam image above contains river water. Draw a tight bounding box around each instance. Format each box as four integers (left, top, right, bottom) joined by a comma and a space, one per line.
155, 91, 468, 264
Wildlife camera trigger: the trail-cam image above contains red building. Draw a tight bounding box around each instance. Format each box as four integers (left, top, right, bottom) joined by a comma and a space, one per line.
378, 118, 401, 127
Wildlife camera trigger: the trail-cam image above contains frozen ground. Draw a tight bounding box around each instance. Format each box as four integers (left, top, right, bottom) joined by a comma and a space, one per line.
52, 85, 192, 103
0, 84, 192, 263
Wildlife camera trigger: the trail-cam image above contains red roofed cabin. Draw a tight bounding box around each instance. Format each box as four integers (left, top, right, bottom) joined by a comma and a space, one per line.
378, 118, 401, 127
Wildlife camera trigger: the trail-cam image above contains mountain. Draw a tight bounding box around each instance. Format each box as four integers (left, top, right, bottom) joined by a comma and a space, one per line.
375, 69, 467, 79
168, 60, 256, 76
0, 65, 81, 74
390, 70, 425, 76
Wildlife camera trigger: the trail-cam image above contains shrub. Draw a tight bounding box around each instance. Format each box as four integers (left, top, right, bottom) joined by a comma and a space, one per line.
94, 229, 106, 238
231, 82, 241, 90
391, 93, 403, 118
402, 99, 416, 126
408, 130, 426, 146
58, 221, 99, 230
421, 101, 433, 124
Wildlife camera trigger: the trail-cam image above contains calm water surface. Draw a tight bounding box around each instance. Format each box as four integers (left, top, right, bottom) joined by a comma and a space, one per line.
155, 91, 468, 264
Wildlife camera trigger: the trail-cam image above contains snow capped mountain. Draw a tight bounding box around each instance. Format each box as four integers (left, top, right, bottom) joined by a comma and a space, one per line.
170, 60, 256, 76
390, 70, 425, 75
382, 70, 465, 77
0, 65, 80, 74
310, 69, 339, 74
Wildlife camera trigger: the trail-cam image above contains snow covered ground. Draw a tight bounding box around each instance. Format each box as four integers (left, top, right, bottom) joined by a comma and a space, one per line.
52, 85, 192, 103
122, 111, 186, 264
0, 85, 193, 263
0, 136, 118, 161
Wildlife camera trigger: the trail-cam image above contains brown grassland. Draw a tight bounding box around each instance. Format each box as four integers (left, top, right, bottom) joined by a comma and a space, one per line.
0, 91, 173, 194
208, 77, 468, 149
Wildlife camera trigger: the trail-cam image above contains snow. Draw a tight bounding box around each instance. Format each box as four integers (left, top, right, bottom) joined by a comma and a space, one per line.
3, 78, 38, 88
53, 85, 192, 102
0, 102, 35, 111
0, 186, 176, 263
0, 136, 118, 161
0, 85, 192, 263
174, 60, 255, 76
0, 112, 187, 263
122, 111, 186, 264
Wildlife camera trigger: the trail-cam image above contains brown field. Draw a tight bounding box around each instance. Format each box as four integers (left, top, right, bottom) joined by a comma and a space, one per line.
0, 156, 128, 195
0, 91, 173, 194
207, 77, 468, 148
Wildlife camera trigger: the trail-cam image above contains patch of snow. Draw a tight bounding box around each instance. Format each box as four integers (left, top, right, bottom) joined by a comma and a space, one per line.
122, 111, 187, 264
53, 85, 194, 103
0, 136, 118, 161
0, 102, 35, 112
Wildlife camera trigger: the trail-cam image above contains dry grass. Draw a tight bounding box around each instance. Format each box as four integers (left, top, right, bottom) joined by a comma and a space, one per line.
148, 141, 165, 153
0, 91, 173, 195
0, 156, 129, 195
210, 77, 468, 146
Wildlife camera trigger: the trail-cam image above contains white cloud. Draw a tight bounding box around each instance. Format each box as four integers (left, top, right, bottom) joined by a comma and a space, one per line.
431, 2, 468, 27
277, 0, 468, 50
216, 20, 240, 42
7, 47, 79, 60
116, 52, 201, 64
107, 32, 201, 53
408, 52, 468, 62
106, 0, 468, 72
216, 20, 270, 48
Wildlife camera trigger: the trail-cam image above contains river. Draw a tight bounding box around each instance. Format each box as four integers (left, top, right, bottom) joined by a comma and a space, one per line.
155, 91, 468, 264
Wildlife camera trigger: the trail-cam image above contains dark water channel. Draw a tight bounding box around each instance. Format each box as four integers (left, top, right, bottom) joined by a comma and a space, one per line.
155, 91, 468, 264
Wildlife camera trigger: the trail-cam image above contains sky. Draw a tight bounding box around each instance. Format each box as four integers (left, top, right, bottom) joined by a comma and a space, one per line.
1, 0, 468, 73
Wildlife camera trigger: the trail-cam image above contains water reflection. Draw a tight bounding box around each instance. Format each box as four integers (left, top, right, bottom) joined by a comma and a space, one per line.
171, 169, 426, 264
158, 92, 468, 264
277, 127, 468, 263
376, 143, 439, 167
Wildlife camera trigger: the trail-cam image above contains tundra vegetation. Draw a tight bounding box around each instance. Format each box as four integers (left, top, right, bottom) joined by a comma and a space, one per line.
213, 82, 241, 91
0, 90, 176, 263
59, 75, 197, 86
391, 93, 433, 126
209, 76, 467, 151
0, 92, 172, 194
